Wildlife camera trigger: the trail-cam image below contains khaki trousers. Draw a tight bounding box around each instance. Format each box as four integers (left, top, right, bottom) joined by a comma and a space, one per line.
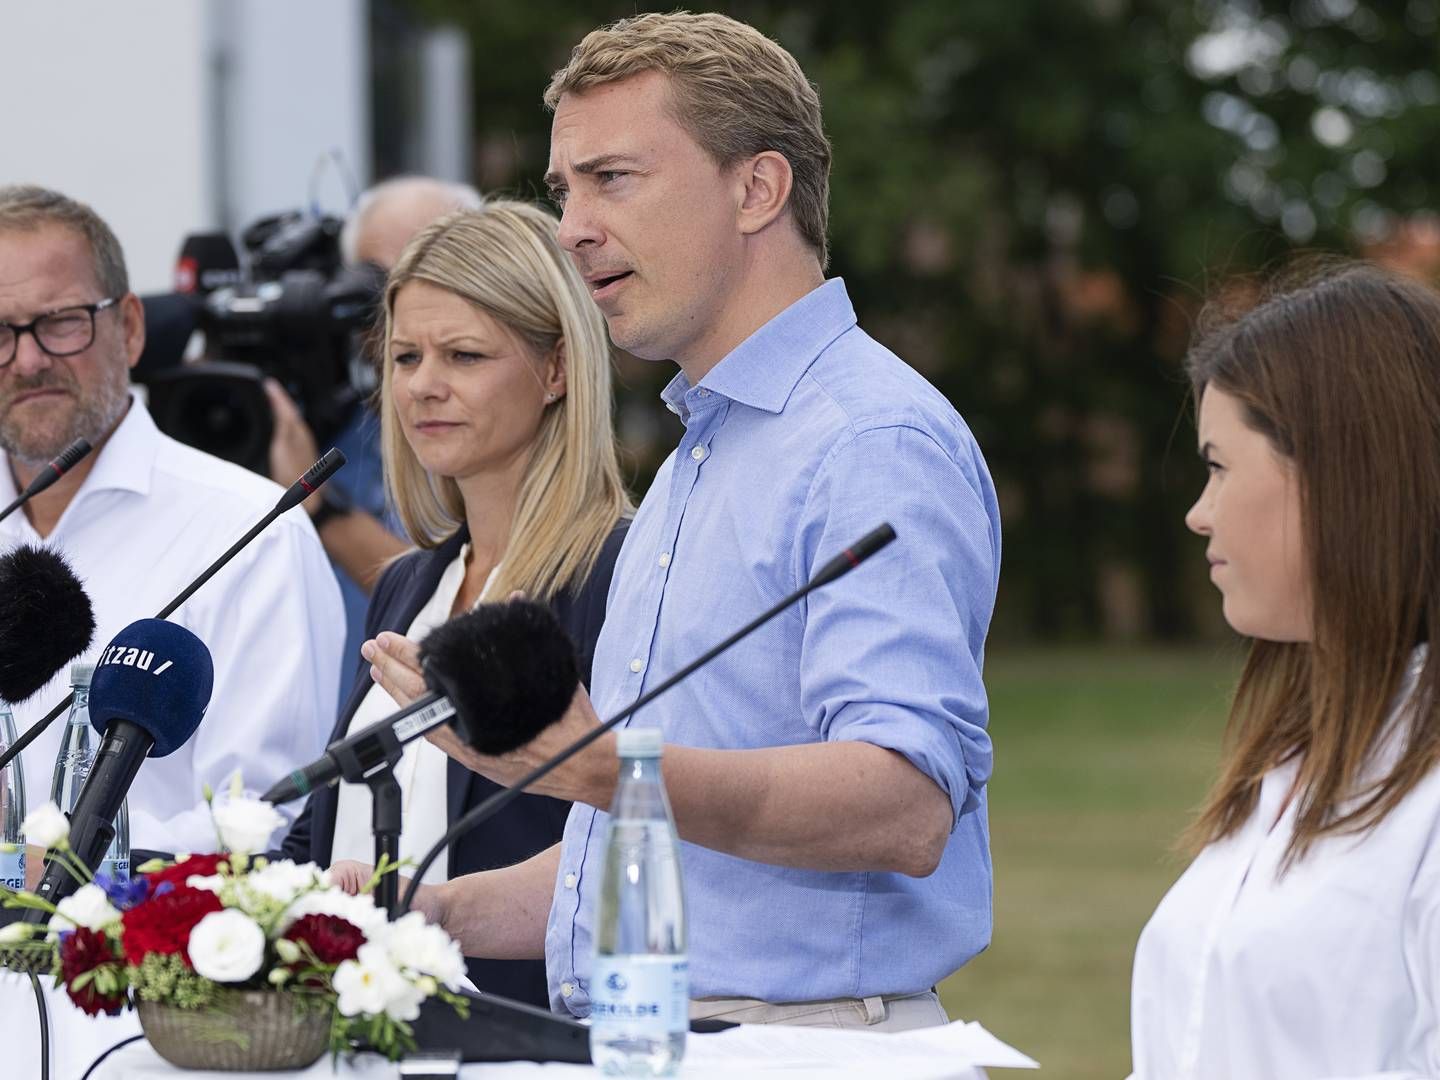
689, 989, 948, 1032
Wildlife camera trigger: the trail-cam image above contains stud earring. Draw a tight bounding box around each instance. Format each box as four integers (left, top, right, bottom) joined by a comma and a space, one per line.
546, 393, 557, 402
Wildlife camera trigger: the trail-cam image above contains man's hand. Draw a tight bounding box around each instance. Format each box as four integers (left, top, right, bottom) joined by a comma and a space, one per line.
264, 378, 322, 512
327, 859, 448, 926
424, 684, 617, 809
361, 632, 428, 706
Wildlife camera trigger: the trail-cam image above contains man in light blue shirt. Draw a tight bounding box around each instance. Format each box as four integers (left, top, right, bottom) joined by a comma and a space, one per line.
367, 11, 1000, 1031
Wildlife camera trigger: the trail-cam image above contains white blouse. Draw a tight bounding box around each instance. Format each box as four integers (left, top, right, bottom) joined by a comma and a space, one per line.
330, 549, 497, 886
1131, 655, 1440, 1080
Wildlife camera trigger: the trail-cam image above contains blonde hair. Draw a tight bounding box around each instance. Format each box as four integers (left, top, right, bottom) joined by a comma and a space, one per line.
380, 201, 631, 603
544, 11, 831, 268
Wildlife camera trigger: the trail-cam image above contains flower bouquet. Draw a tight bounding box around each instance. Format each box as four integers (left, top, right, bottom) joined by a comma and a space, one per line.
0, 782, 468, 1069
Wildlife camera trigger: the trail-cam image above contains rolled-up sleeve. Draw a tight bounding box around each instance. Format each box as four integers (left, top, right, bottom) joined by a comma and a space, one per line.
795, 421, 1000, 824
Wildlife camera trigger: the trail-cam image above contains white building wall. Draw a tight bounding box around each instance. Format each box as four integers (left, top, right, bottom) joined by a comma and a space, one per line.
0, 0, 369, 293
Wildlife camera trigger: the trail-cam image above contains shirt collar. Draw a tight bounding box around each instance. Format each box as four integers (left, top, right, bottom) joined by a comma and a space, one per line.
0, 390, 157, 512
660, 278, 857, 420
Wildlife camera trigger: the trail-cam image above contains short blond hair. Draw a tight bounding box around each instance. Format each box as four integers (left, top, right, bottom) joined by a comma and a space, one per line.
380, 201, 632, 603
0, 185, 128, 296
545, 11, 831, 268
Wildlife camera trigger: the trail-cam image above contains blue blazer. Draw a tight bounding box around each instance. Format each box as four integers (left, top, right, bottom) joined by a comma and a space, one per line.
281, 520, 627, 1007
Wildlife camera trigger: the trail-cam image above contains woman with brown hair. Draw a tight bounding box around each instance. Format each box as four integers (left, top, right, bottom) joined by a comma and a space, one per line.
1130, 262, 1440, 1079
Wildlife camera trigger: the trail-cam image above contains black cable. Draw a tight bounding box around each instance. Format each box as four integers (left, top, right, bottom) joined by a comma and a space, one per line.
79, 1034, 144, 1080
28, 971, 49, 1080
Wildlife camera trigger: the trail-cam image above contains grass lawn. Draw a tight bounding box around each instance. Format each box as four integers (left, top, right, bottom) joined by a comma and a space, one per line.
938, 645, 1243, 1078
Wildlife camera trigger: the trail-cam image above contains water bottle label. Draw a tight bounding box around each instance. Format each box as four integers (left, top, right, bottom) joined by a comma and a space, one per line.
99, 856, 129, 885
0, 850, 23, 892
590, 955, 688, 1032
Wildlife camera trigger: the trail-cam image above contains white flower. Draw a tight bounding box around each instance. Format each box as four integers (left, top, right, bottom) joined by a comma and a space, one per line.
22, 802, 69, 849
379, 912, 466, 990
186, 874, 224, 894
211, 795, 285, 856
333, 943, 425, 1021
188, 909, 265, 983
278, 887, 388, 939
0, 922, 33, 944
50, 884, 121, 933
247, 860, 325, 904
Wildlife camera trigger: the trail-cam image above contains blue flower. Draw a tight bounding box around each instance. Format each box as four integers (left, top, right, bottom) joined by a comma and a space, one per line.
94, 872, 149, 911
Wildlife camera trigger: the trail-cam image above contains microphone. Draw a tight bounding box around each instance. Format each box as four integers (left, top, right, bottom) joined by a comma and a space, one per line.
0, 438, 93, 525
24, 620, 213, 917
398, 522, 898, 913
0, 545, 95, 704
0, 449, 347, 773
263, 601, 579, 804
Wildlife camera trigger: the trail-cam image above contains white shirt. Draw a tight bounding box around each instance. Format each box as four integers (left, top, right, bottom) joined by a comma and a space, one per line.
1131, 652, 1440, 1080
330, 548, 494, 885
0, 395, 345, 853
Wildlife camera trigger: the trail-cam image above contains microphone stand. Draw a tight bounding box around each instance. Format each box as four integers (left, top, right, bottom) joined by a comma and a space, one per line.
399, 522, 897, 916
352, 756, 403, 918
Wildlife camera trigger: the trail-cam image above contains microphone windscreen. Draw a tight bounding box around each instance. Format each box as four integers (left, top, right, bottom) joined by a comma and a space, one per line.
89, 619, 213, 758
0, 544, 95, 703
420, 600, 579, 756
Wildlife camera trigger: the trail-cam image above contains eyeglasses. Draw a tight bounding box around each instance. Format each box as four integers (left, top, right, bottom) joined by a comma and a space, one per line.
0, 297, 121, 369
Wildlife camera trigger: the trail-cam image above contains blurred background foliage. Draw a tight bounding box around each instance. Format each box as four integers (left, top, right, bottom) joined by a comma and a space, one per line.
397, 0, 1440, 644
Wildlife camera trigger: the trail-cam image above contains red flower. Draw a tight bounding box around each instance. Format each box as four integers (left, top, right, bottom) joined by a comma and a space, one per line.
143, 853, 227, 893
120, 885, 223, 966
284, 914, 364, 968
60, 928, 125, 1017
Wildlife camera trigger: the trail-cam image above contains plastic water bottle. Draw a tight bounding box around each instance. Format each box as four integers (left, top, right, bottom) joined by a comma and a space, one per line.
0, 705, 26, 892
50, 663, 130, 884
590, 727, 688, 1077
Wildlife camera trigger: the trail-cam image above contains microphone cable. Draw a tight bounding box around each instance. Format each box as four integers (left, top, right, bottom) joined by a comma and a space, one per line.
29, 970, 50, 1080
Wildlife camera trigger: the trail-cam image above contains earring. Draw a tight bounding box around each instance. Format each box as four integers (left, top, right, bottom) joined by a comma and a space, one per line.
546, 393, 557, 402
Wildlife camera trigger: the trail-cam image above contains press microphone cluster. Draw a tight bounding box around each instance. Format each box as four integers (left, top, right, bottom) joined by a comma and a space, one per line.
0, 438, 92, 526
23, 619, 214, 917
0, 545, 95, 704
263, 601, 580, 804
0, 448, 347, 774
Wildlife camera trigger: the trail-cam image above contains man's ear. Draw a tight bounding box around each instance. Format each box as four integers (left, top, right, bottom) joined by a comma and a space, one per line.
120, 292, 145, 370
735, 150, 794, 237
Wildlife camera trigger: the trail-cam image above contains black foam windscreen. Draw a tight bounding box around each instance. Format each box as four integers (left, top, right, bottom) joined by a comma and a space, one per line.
0, 544, 95, 703
420, 600, 580, 756
88, 619, 213, 758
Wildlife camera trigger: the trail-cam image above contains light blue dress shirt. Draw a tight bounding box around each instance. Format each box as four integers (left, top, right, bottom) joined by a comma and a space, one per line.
545, 279, 1001, 1014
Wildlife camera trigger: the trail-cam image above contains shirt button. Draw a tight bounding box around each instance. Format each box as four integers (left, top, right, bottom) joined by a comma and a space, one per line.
657, 552, 671, 568
629, 658, 644, 673
561, 981, 575, 998
564, 872, 577, 889
699, 389, 712, 397
691, 445, 707, 461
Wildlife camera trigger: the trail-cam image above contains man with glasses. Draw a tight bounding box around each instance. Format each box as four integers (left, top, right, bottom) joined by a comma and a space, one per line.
0, 185, 344, 859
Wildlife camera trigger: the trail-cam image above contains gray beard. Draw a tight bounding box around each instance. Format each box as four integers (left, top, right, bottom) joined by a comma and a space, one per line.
0, 370, 130, 467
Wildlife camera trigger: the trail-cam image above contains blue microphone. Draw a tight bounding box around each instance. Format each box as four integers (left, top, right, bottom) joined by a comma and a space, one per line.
26, 620, 213, 914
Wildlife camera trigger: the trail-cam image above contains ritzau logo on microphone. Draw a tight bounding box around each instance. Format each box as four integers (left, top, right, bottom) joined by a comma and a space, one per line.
96, 644, 175, 675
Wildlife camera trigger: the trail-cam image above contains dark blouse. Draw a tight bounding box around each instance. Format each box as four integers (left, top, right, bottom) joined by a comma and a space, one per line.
281, 520, 627, 1006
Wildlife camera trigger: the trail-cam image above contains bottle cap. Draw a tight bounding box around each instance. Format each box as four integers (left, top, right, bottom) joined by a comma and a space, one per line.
616, 726, 664, 757
70, 662, 95, 688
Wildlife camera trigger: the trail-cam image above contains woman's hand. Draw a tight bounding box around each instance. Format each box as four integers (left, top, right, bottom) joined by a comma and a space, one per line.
362, 632, 428, 706
327, 859, 374, 895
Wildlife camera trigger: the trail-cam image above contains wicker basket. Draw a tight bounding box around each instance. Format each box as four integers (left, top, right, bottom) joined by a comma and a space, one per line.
136, 989, 332, 1071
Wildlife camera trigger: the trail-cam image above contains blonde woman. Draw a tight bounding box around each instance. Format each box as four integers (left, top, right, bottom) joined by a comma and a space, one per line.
282, 201, 631, 1008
